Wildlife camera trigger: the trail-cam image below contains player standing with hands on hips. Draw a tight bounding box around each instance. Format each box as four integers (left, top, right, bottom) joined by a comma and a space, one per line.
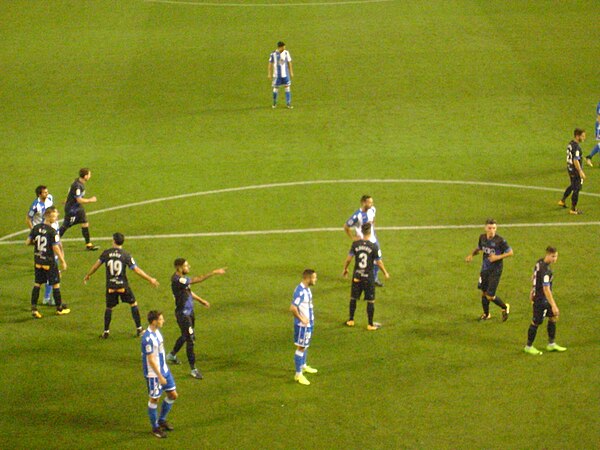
268, 41, 294, 109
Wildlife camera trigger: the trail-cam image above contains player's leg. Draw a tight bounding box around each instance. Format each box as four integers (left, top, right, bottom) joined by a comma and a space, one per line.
301, 328, 317, 373
485, 272, 509, 320
585, 142, 600, 166
168, 313, 187, 366
293, 325, 311, 385
569, 176, 582, 214
478, 273, 491, 320
48, 266, 69, 315
124, 289, 143, 336
43, 281, 53, 305
284, 81, 292, 108
147, 380, 166, 438
272, 79, 279, 107
524, 302, 545, 355
183, 314, 201, 379
545, 314, 566, 352
158, 375, 178, 431
346, 280, 361, 326
31, 269, 44, 318
102, 292, 118, 338
559, 173, 574, 207
58, 214, 74, 237
365, 281, 379, 330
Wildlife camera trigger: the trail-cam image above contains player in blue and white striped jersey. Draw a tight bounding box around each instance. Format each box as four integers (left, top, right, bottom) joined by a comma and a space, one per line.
268, 41, 294, 109
344, 195, 384, 286
26, 185, 58, 305
289, 269, 318, 386
584, 101, 600, 166
142, 310, 178, 439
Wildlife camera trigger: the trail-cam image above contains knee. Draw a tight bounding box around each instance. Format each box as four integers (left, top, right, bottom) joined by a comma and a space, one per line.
485, 294, 495, 301
168, 391, 178, 401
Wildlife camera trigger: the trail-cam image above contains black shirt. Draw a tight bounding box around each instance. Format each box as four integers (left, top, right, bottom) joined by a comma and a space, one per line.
65, 178, 85, 214
477, 234, 510, 272
29, 223, 60, 265
349, 239, 381, 280
566, 140, 582, 174
532, 258, 553, 301
99, 248, 136, 289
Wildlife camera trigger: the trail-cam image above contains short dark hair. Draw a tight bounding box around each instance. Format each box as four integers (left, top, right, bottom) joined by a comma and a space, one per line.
361, 222, 372, 235
113, 232, 125, 246
574, 128, 585, 137
174, 258, 186, 268
147, 310, 162, 324
360, 195, 372, 203
485, 218, 496, 225
302, 269, 315, 279
277, 41, 285, 48
546, 246, 557, 254
79, 168, 90, 178
44, 206, 57, 217
35, 185, 47, 197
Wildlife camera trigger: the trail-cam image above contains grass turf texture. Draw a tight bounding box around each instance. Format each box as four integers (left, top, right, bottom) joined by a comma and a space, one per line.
1, 0, 599, 448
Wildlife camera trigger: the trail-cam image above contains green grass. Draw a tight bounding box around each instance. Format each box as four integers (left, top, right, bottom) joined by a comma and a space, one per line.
1, 0, 599, 448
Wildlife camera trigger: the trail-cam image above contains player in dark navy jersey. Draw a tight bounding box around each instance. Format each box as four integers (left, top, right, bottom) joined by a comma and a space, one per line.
342, 223, 390, 330
524, 247, 566, 355
466, 219, 513, 321
58, 168, 99, 250
84, 233, 159, 338
558, 129, 586, 215
26, 206, 70, 318
166, 258, 226, 380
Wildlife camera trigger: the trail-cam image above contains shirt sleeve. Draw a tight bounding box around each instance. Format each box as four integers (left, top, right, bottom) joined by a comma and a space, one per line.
127, 254, 137, 270
346, 213, 358, 227
142, 336, 154, 355
542, 272, 551, 286
500, 239, 511, 254
27, 202, 36, 219
51, 230, 61, 246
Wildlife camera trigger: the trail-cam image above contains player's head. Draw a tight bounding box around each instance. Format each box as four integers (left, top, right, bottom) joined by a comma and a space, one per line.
35, 185, 48, 200
545, 246, 558, 263
302, 269, 317, 286
79, 168, 91, 180
147, 310, 164, 328
277, 41, 285, 50
361, 222, 372, 236
574, 128, 586, 142
113, 232, 125, 246
44, 206, 59, 223
174, 258, 190, 274
484, 218, 497, 237
360, 195, 373, 210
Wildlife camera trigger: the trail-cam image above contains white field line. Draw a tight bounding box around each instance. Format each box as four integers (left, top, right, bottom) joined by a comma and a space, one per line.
2, 179, 598, 242
144, 0, 394, 7
2, 222, 600, 246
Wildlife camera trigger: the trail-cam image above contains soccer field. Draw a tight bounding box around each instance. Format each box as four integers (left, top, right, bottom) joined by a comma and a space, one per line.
1, 1, 599, 448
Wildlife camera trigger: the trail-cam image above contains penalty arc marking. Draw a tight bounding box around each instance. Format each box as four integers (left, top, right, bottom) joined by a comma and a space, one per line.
1, 178, 598, 244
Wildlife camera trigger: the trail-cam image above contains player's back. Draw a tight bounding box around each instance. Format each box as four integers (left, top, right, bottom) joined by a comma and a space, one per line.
30, 223, 58, 264
351, 239, 379, 278
100, 248, 134, 288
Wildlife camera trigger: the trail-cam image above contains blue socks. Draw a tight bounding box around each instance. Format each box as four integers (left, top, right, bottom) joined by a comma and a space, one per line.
148, 401, 158, 428
587, 143, 600, 159
285, 90, 291, 106
44, 283, 52, 300
272, 89, 278, 105
159, 397, 175, 422
294, 350, 304, 374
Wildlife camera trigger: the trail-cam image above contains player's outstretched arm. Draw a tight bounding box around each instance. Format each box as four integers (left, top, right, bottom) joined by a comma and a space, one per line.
192, 292, 210, 308
83, 260, 102, 283
133, 267, 159, 287
190, 267, 227, 284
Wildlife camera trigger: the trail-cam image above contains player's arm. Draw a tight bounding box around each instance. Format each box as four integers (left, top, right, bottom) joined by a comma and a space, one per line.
268, 61, 273, 79
488, 248, 514, 263
342, 254, 353, 277
133, 266, 159, 287
192, 291, 210, 308
83, 260, 102, 283
289, 304, 309, 325
53, 242, 67, 271
343, 224, 356, 240
543, 285, 559, 319
189, 267, 227, 284
147, 353, 167, 385
288, 60, 294, 78
26, 216, 33, 229
574, 158, 586, 179
465, 248, 480, 262
376, 259, 390, 279
76, 195, 97, 204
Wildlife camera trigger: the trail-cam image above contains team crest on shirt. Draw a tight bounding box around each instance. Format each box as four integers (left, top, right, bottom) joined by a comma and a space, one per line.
145, 344, 152, 353
179, 277, 187, 284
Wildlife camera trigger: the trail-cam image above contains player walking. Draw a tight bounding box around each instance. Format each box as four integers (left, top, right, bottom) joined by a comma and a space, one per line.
268, 41, 294, 109
142, 310, 178, 438
166, 259, 227, 380
26, 185, 58, 305
26, 206, 70, 318
465, 219, 513, 321
342, 223, 390, 330
290, 269, 318, 385
83, 233, 160, 338
558, 129, 586, 214
58, 168, 99, 250
523, 247, 567, 355
344, 195, 385, 286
